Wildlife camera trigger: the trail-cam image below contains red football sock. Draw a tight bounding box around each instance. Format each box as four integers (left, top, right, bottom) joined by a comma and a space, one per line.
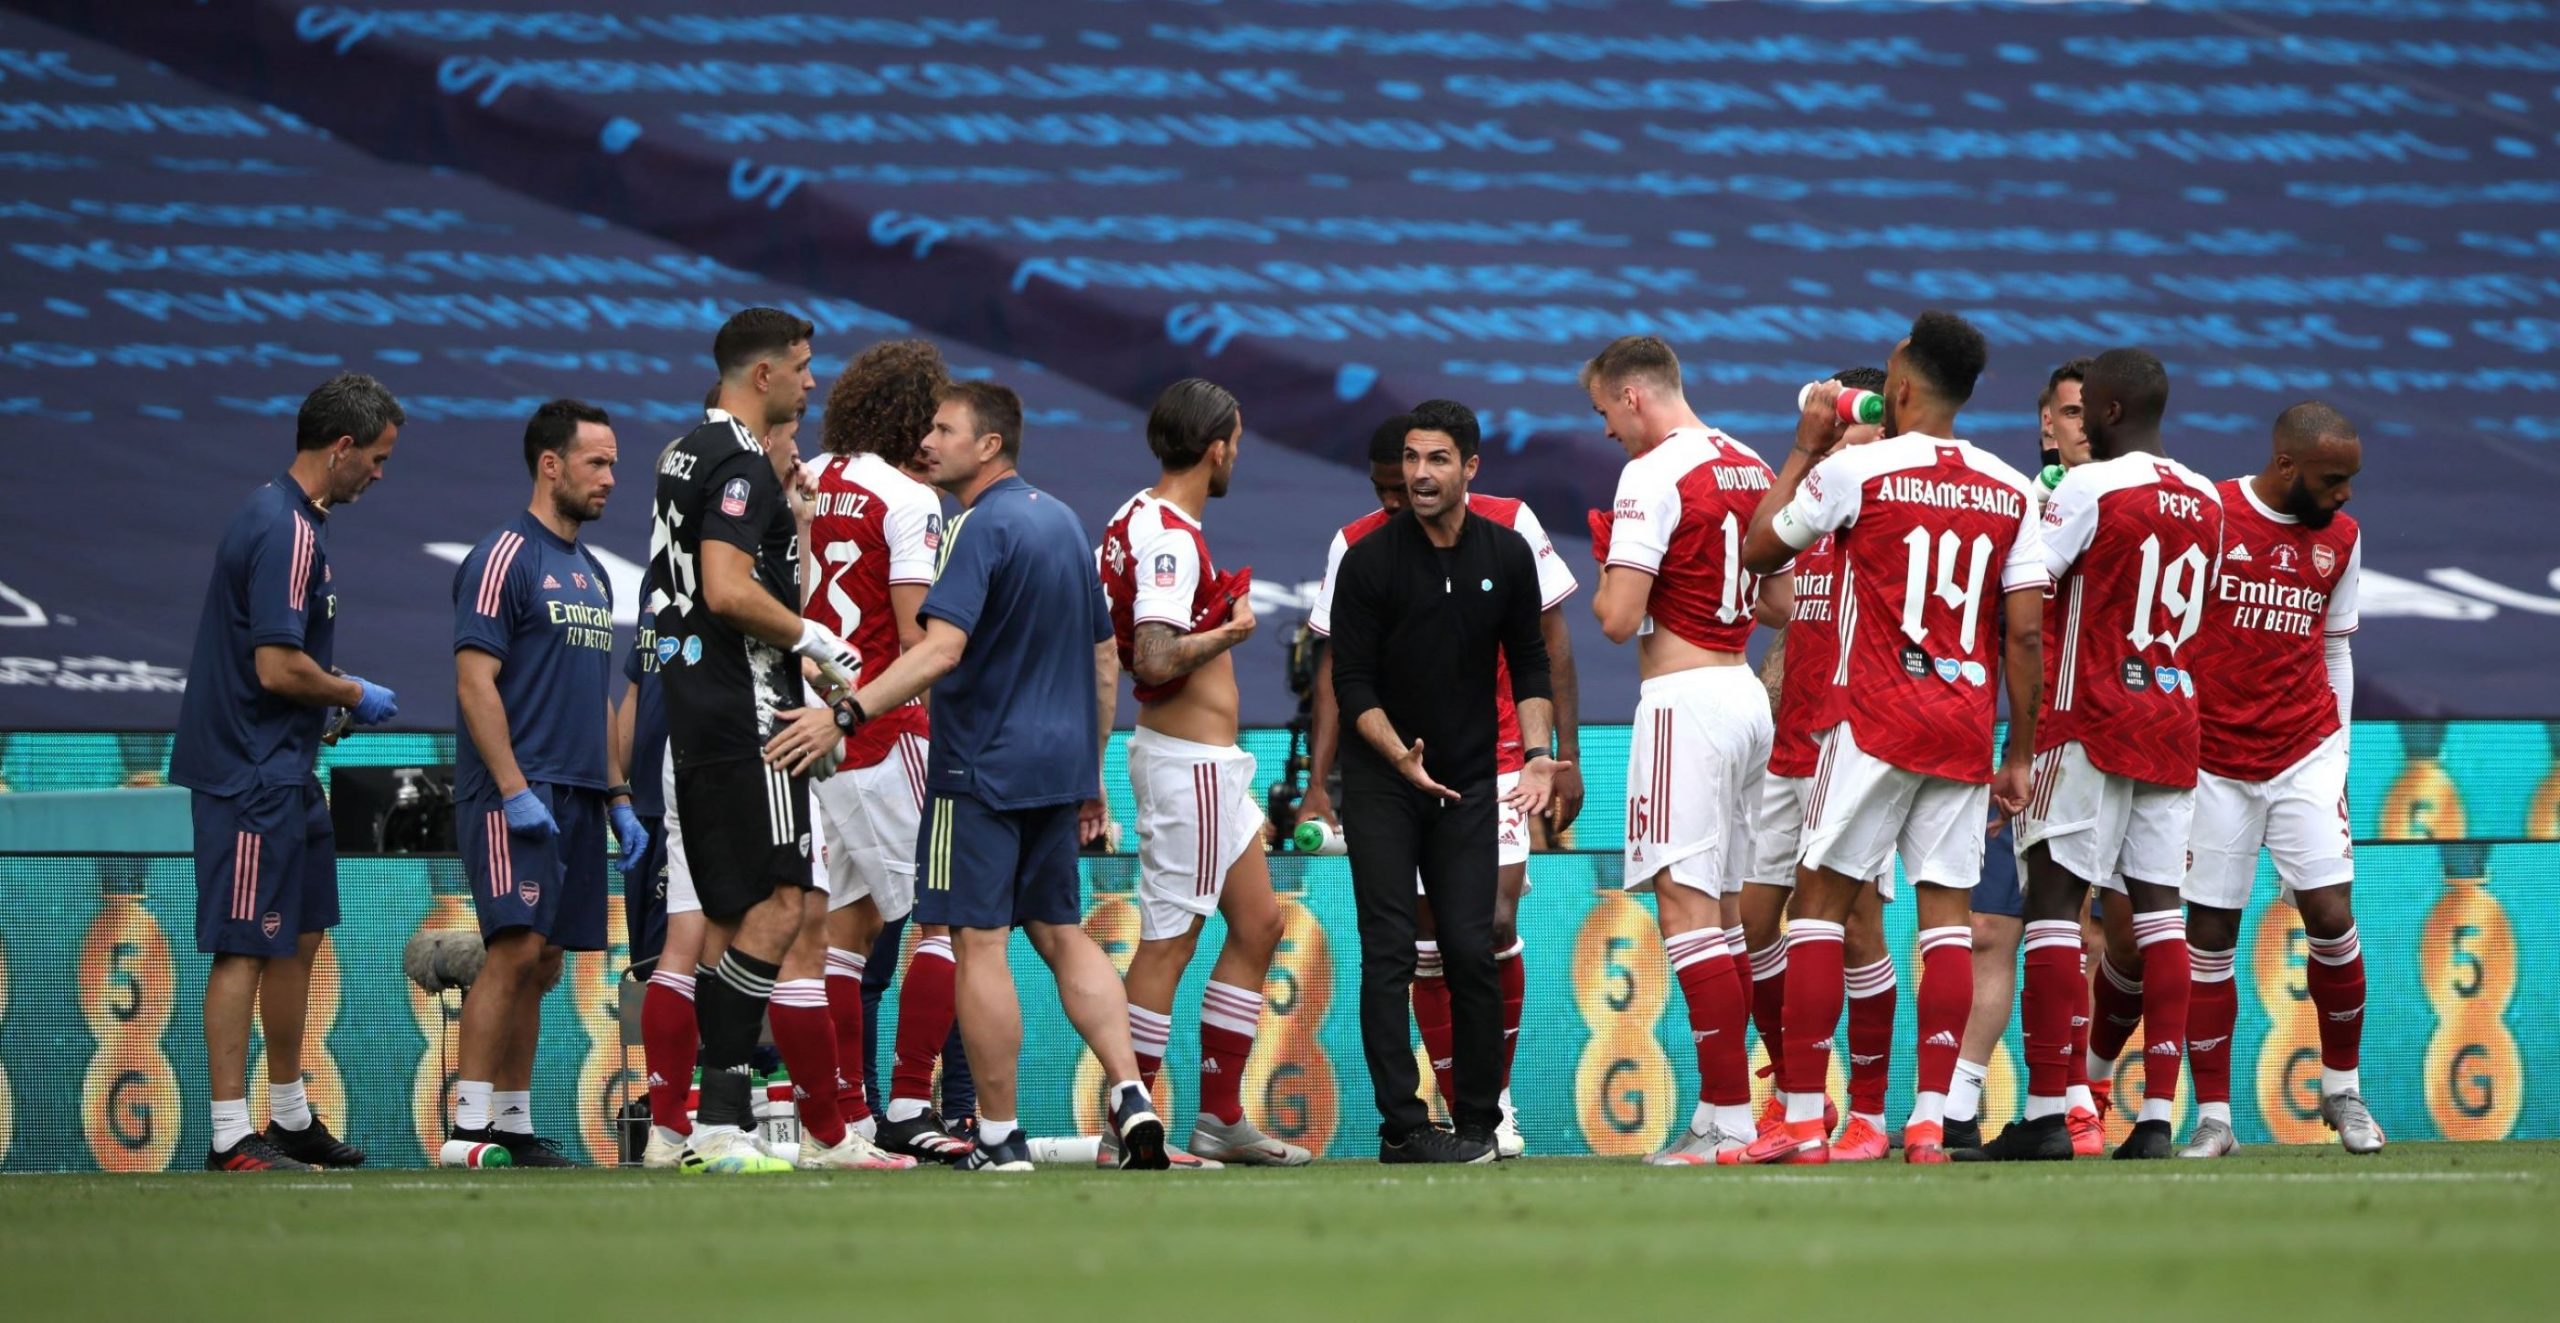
2132, 911, 2190, 1103
1412, 941, 1457, 1107
823, 949, 871, 1122
641, 969, 698, 1133
890, 935, 956, 1104
1747, 940, 1788, 1079
2187, 944, 2238, 1106
1668, 928, 1750, 1106
2022, 921, 2083, 1104
769, 979, 846, 1148
1198, 981, 1262, 1126
1914, 928, 1970, 1103
1497, 940, 1526, 1088
2305, 926, 2366, 1073
2090, 952, 2145, 1066
2068, 971, 2094, 1095
1128, 1004, 1171, 1096
1777, 921, 1845, 1101
1845, 955, 1898, 1117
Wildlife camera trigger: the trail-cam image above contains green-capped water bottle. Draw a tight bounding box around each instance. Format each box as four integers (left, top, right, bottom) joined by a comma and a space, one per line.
1292, 819, 1348, 856
440, 1138, 514, 1168
1798, 382, 1884, 427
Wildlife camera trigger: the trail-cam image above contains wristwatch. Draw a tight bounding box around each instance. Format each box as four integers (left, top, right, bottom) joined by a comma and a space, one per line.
832, 697, 869, 733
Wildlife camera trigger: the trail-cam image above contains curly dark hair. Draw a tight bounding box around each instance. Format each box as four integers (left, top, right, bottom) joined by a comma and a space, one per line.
820, 338, 948, 463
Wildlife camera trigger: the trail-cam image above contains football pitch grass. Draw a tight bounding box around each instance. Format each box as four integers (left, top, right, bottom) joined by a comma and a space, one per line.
8, 1143, 2557, 1320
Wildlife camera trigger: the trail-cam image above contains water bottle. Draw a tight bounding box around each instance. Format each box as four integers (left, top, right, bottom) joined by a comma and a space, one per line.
1028, 1135, 1101, 1165
439, 1138, 514, 1168
1292, 819, 1348, 855
1797, 382, 1885, 427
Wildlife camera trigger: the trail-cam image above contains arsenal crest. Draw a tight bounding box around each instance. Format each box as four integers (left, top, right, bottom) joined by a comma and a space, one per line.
2312, 544, 2338, 577
261, 912, 282, 939
520, 878, 542, 907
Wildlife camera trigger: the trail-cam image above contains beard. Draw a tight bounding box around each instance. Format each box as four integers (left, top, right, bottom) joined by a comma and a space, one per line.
2283, 476, 2337, 528
552, 488, 602, 525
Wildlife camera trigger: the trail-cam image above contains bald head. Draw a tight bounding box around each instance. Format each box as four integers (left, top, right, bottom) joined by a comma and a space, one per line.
2082, 347, 2168, 459
2261, 399, 2360, 529
2274, 400, 2357, 456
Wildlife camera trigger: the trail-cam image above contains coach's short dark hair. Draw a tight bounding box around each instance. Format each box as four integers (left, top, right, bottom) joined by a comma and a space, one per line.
1902, 310, 1989, 405
823, 339, 948, 464
712, 307, 814, 377
1366, 413, 1415, 467
523, 398, 612, 477
1146, 378, 1241, 473
1580, 335, 1682, 396
939, 380, 1023, 462
1831, 365, 1887, 393
2039, 357, 2092, 411
1407, 399, 1480, 462
295, 372, 404, 452
2087, 347, 2170, 427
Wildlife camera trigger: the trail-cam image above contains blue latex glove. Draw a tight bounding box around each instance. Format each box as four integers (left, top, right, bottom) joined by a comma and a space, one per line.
349, 677, 398, 726
502, 787, 558, 840
611, 801, 650, 873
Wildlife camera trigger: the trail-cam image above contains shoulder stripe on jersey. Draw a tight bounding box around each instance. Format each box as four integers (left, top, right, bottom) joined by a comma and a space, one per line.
1831, 560, 1857, 688
2054, 577, 2084, 713
286, 516, 315, 612
476, 532, 524, 618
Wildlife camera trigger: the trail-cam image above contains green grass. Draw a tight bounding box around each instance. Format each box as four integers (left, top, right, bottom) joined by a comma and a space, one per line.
8, 1145, 2558, 1320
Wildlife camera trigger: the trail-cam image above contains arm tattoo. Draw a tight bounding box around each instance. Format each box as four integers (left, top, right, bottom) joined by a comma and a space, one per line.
1133, 621, 1230, 683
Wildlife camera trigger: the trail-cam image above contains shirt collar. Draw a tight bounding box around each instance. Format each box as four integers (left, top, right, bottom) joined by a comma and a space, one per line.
515, 508, 578, 552
2237, 476, 2294, 525
275, 470, 327, 521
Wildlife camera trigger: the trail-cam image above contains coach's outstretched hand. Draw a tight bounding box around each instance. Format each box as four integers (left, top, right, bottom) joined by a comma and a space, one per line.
502, 787, 558, 841
349, 676, 398, 726
1505, 755, 1575, 818
610, 801, 649, 873
1392, 739, 1459, 802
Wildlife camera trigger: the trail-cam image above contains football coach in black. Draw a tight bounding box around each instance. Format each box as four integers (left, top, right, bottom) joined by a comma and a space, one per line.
1327, 399, 1569, 1164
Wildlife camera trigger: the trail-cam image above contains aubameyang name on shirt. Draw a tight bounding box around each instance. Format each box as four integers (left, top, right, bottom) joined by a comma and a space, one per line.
1713, 465, 1771, 492
1877, 474, 2022, 516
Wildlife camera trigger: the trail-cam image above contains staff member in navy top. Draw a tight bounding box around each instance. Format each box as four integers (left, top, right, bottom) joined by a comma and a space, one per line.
445, 399, 648, 1168
172, 372, 404, 1172
768, 381, 1169, 1172
1328, 399, 1569, 1164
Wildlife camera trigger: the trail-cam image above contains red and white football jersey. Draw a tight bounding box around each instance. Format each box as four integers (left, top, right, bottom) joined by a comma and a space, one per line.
1099, 490, 1233, 705
1769, 531, 1842, 779
1771, 433, 2046, 784
804, 452, 939, 766
2193, 478, 2361, 782
1605, 427, 1776, 655
1311, 493, 1577, 774
2034, 453, 2225, 788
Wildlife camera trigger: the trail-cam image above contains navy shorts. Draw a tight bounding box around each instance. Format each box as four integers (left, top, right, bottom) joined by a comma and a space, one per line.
457, 784, 609, 951
192, 780, 338, 957
914, 793, 1081, 930
1973, 820, 2024, 919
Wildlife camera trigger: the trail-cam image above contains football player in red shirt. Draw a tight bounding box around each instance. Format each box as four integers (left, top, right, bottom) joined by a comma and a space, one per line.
2178, 402, 2375, 1156
1097, 379, 1309, 1167
1740, 311, 2047, 1165
1584, 335, 1791, 1164
1966, 349, 2225, 1162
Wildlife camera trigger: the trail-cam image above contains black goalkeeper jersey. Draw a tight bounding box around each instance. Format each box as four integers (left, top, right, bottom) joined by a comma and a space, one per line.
647, 409, 802, 770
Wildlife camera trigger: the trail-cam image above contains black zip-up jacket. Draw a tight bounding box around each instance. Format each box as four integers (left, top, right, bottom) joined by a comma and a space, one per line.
1329, 507, 1552, 792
